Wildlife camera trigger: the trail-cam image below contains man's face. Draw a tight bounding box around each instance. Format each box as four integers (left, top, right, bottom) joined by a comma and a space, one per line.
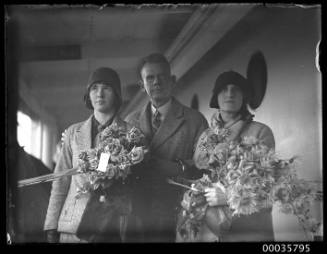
140, 63, 174, 106
89, 83, 116, 113
217, 84, 244, 113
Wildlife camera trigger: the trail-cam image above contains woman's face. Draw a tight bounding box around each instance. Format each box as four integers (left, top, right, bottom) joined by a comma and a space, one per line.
89, 83, 116, 113
217, 84, 244, 113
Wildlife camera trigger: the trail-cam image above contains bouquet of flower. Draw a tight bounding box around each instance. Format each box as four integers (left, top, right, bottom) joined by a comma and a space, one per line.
175, 175, 232, 242
174, 135, 321, 242
75, 123, 147, 197
18, 123, 148, 194
74, 123, 148, 242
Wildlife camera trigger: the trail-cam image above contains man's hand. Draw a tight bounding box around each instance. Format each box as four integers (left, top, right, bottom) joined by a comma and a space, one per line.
46, 229, 60, 243
204, 182, 227, 206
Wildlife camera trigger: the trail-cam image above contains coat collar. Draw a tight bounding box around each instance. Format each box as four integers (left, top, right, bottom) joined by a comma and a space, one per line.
142, 97, 185, 150
150, 98, 172, 120
210, 111, 252, 143
75, 114, 126, 151
75, 115, 93, 151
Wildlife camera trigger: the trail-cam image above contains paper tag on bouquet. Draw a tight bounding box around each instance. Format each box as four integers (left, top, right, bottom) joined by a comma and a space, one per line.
96, 153, 110, 172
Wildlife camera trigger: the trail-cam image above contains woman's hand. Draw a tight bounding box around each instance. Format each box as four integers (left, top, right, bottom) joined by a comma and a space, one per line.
204, 182, 227, 206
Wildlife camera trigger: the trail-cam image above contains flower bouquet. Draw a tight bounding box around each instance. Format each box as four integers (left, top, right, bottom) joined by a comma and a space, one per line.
76, 123, 147, 197
74, 123, 148, 242
18, 123, 148, 242
18, 123, 147, 191
172, 136, 321, 242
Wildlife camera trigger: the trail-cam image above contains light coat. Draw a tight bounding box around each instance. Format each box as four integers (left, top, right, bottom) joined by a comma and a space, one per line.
44, 115, 131, 234
193, 117, 276, 242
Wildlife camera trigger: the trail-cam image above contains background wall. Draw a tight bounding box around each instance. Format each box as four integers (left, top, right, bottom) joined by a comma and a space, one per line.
174, 6, 322, 241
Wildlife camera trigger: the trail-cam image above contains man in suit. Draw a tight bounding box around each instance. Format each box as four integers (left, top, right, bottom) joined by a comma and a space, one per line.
125, 53, 208, 242
44, 67, 131, 243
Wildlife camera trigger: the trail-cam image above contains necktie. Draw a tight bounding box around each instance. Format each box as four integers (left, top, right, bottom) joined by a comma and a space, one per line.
152, 110, 161, 134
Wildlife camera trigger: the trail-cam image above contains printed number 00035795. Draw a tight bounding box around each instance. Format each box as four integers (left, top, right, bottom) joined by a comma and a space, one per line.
262, 244, 310, 253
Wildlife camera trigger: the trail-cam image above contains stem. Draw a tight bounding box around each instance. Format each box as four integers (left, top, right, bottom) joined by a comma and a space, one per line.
18, 167, 79, 187
166, 178, 202, 192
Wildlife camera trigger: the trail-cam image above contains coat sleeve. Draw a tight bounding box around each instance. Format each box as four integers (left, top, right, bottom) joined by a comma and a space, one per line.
43, 126, 74, 231
192, 129, 212, 170
174, 114, 209, 179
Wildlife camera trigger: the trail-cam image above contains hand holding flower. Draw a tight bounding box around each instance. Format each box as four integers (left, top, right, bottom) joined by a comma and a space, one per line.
204, 182, 227, 207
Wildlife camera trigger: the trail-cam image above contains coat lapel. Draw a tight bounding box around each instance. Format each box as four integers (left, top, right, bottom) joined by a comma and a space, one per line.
151, 98, 185, 150
138, 102, 153, 142
75, 115, 93, 151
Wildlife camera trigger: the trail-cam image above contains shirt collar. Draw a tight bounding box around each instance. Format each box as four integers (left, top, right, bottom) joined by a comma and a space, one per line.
92, 114, 115, 132
151, 99, 172, 120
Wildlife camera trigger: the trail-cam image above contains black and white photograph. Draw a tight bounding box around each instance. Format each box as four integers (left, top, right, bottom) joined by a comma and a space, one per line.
5, 4, 323, 244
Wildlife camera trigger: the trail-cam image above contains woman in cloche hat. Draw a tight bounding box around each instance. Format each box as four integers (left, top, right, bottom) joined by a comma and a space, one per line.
44, 67, 135, 243
192, 51, 275, 242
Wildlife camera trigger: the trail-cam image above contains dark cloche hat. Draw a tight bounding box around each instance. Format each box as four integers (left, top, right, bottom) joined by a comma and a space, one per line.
87, 67, 122, 98
84, 67, 122, 110
209, 71, 250, 109
209, 51, 267, 110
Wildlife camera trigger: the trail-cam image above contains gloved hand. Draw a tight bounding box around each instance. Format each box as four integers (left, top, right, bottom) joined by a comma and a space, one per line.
129, 148, 152, 178
204, 182, 227, 206
46, 229, 60, 243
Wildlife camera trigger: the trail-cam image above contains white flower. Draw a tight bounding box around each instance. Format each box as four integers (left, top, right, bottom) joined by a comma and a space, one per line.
129, 146, 145, 164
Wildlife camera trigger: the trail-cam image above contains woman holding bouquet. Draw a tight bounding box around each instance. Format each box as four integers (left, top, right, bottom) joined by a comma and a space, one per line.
186, 52, 276, 242
44, 67, 135, 243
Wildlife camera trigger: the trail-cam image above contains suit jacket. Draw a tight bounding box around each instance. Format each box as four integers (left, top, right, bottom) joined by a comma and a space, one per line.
125, 97, 208, 227
44, 115, 131, 234
193, 117, 276, 242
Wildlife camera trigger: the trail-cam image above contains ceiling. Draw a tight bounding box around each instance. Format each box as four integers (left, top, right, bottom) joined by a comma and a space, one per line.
8, 4, 258, 133
9, 5, 195, 131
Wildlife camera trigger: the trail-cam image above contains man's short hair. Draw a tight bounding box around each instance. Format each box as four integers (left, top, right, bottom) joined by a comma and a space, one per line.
138, 53, 171, 78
